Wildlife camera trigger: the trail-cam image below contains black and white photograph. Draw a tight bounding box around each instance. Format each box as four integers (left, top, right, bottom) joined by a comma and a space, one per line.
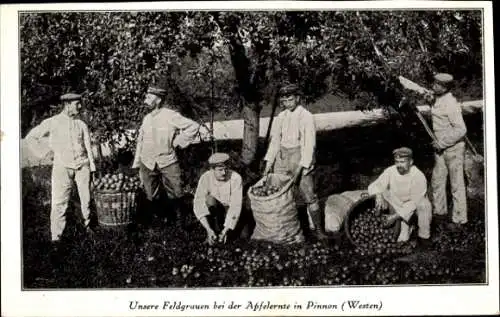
1, 1, 498, 316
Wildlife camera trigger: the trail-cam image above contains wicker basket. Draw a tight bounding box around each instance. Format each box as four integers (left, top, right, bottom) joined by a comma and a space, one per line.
94, 190, 138, 227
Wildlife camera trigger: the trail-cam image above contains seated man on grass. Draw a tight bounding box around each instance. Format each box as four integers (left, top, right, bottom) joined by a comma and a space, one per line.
193, 153, 243, 245
367, 147, 432, 249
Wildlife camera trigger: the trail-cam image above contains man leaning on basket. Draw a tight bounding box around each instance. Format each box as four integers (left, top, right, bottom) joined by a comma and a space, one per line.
25, 93, 97, 252
193, 153, 243, 246
132, 76, 210, 229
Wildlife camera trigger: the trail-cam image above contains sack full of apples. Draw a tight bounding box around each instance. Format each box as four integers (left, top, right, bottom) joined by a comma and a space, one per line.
250, 182, 281, 197
248, 173, 304, 244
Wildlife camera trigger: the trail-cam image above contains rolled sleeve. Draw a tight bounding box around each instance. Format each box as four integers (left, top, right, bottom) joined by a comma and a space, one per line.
193, 173, 211, 220
171, 112, 201, 148
299, 113, 316, 169
25, 118, 52, 158
224, 173, 243, 230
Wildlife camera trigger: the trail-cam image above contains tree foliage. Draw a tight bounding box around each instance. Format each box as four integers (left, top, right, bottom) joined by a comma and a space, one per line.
21, 10, 482, 149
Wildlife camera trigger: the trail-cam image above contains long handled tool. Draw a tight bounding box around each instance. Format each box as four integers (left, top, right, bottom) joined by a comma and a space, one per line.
398, 73, 483, 160
355, 12, 483, 161
398, 97, 440, 144
355, 12, 438, 144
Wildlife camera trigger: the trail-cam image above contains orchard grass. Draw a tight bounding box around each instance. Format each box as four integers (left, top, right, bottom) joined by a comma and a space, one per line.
21, 124, 486, 288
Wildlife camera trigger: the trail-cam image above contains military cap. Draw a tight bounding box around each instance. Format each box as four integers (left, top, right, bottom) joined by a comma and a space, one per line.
60, 93, 82, 102
434, 73, 454, 84
279, 83, 300, 96
147, 75, 169, 97
208, 152, 230, 166
147, 86, 167, 97
393, 147, 413, 159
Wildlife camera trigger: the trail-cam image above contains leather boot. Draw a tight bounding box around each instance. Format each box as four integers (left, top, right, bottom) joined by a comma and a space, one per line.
169, 198, 185, 230
308, 206, 330, 242
175, 210, 186, 230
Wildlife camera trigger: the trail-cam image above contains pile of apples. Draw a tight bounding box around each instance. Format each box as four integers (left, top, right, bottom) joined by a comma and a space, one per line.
251, 182, 282, 197
93, 172, 141, 192
349, 208, 413, 256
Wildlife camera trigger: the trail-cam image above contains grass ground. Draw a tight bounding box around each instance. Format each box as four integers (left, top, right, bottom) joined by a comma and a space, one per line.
21, 113, 486, 288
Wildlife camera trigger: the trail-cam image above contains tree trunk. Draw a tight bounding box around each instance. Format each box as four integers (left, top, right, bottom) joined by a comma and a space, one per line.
241, 99, 260, 165
215, 14, 262, 167
265, 87, 280, 146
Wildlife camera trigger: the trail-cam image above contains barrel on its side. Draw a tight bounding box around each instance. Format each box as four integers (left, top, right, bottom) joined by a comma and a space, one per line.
324, 190, 368, 233
343, 195, 402, 247
324, 190, 401, 247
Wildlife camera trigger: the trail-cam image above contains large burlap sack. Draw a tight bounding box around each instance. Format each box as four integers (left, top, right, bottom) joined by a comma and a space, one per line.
324, 190, 367, 232
248, 173, 304, 244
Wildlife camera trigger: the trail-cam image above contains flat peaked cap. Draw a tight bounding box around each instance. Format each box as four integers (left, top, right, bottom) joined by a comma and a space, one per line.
208, 152, 230, 165
60, 93, 82, 101
434, 73, 454, 84
148, 75, 169, 96
147, 86, 167, 97
279, 83, 300, 96
393, 147, 413, 159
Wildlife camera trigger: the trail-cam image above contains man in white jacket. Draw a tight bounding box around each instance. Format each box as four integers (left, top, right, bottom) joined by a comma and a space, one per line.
263, 83, 328, 241
193, 153, 243, 245
367, 147, 432, 247
26, 93, 96, 247
132, 77, 209, 228
429, 73, 468, 231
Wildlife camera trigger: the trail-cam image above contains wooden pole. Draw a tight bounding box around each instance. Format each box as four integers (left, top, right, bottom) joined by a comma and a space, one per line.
264, 85, 280, 146
210, 54, 217, 154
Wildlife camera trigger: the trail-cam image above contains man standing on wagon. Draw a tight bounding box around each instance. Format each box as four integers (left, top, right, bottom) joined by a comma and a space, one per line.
132, 76, 209, 229
25, 93, 97, 248
262, 83, 329, 241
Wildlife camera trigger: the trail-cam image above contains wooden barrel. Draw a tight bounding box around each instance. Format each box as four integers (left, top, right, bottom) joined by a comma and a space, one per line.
324, 190, 369, 232
343, 195, 401, 247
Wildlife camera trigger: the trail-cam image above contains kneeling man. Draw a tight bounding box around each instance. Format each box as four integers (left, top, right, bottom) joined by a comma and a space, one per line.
193, 153, 243, 245
367, 147, 432, 247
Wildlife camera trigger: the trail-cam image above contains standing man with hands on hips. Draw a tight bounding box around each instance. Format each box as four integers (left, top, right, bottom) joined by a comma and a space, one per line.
262, 83, 329, 242
25, 93, 97, 250
132, 76, 209, 229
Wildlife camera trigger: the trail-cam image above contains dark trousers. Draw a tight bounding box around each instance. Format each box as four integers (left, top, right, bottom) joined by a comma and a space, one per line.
137, 162, 184, 226
205, 195, 227, 234
205, 195, 253, 240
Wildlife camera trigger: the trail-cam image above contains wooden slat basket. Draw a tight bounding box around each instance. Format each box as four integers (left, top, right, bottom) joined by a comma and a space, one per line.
94, 190, 138, 227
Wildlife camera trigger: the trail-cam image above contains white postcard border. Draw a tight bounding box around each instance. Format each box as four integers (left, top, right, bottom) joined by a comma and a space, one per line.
1, 1, 498, 316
